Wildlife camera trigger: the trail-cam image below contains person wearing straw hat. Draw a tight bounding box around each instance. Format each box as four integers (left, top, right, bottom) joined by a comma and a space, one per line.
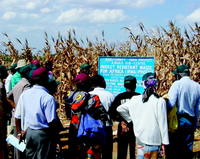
11, 59, 26, 89
167, 65, 200, 159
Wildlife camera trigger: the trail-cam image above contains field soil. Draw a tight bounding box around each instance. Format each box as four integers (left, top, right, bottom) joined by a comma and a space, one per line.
60, 120, 200, 159
7, 120, 200, 159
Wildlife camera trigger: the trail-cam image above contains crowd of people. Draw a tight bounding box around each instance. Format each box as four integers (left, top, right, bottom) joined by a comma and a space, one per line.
0, 59, 199, 159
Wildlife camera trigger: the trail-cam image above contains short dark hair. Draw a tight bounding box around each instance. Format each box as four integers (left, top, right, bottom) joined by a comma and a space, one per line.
45, 61, 53, 67
92, 74, 106, 88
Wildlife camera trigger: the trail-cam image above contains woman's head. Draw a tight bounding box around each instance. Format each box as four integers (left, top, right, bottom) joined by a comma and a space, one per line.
142, 72, 158, 90
142, 72, 159, 103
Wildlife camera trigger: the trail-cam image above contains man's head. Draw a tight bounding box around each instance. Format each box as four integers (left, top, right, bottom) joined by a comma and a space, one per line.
9, 64, 17, 74
74, 73, 91, 92
32, 68, 49, 87
27, 64, 38, 85
45, 61, 53, 72
80, 63, 91, 75
0, 65, 8, 79
172, 65, 189, 79
47, 78, 60, 95
18, 65, 31, 78
31, 59, 40, 68
92, 74, 106, 89
124, 75, 137, 92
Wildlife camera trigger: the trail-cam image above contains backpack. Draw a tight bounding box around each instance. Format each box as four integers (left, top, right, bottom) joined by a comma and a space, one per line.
65, 91, 107, 145
77, 112, 106, 145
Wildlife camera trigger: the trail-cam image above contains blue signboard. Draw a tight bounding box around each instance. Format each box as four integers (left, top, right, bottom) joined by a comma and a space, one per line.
98, 56, 155, 97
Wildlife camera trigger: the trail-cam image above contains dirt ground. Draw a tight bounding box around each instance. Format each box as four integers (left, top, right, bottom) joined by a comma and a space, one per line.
7, 120, 200, 159
59, 120, 123, 159
60, 120, 200, 159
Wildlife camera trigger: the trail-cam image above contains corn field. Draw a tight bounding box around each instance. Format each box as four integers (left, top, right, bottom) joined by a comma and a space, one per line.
0, 21, 200, 120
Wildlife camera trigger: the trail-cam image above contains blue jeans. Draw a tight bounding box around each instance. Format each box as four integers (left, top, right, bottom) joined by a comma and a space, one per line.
177, 116, 195, 158
136, 139, 160, 159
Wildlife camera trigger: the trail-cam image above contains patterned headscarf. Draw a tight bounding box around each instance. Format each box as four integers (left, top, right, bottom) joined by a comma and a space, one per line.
142, 76, 158, 90
142, 73, 159, 103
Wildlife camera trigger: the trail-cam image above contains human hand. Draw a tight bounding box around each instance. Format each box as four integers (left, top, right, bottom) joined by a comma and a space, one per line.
160, 144, 165, 158
17, 133, 22, 144
121, 121, 129, 132
21, 130, 26, 138
56, 144, 61, 153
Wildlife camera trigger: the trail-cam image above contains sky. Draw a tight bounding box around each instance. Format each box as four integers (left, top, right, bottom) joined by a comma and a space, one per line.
0, 0, 200, 54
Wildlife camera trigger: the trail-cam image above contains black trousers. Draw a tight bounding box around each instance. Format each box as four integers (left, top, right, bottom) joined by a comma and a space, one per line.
101, 126, 113, 159
117, 122, 135, 159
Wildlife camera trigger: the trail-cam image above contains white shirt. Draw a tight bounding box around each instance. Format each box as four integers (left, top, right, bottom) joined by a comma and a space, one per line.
117, 94, 169, 146
167, 76, 200, 126
5, 73, 12, 94
89, 87, 115, 126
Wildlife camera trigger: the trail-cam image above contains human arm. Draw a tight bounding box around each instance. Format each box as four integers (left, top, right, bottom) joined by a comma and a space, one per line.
195, 98, 200, 129
45, 97, 61, 144
15, 118, 23, 143
14, 94, 25, 143
6, 90, 15, 109
108, 95, 120, 121
167, 81, 179, 110
6, 97, 15, 109
116, 100, 132, 123
15, 118, 27, 143
157, 98, 169, 145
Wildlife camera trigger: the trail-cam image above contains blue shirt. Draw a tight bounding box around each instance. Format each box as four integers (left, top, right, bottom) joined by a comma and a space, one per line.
167, 76, 200, 125
23, 85, 57, 129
